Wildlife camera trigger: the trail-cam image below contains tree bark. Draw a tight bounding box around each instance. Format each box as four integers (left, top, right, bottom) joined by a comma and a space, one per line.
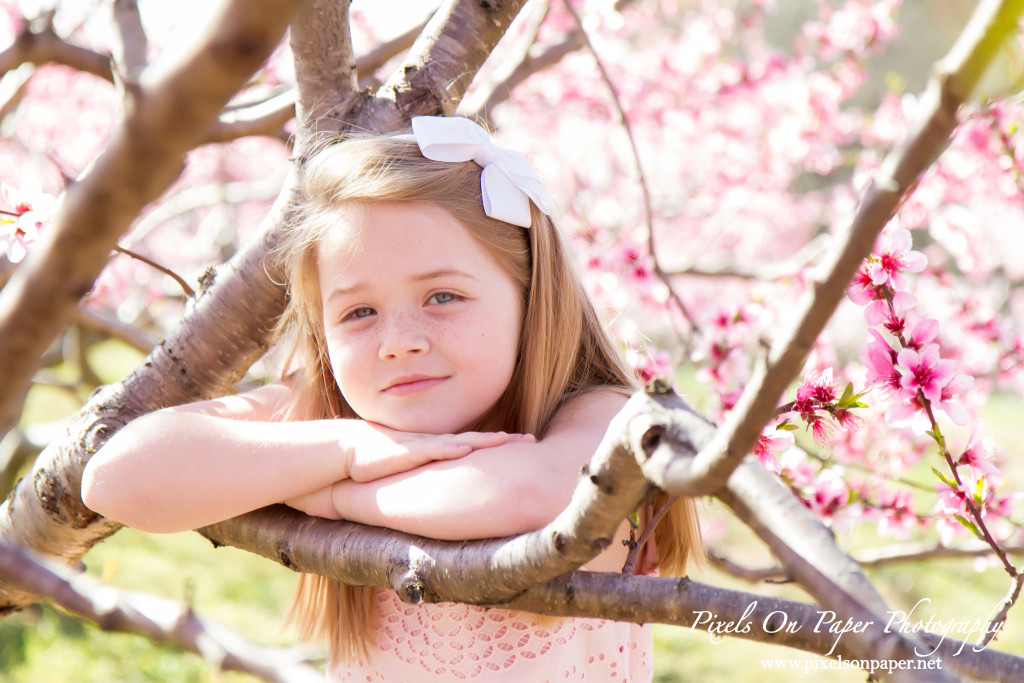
0, 0, 303, 439
0, 0, 530, 614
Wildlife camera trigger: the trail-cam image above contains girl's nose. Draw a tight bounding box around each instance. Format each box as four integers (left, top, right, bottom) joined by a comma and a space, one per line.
377, 314, 429, 360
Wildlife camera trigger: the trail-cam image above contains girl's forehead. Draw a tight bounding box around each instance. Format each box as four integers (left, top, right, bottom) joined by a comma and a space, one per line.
315, 201, 494, 280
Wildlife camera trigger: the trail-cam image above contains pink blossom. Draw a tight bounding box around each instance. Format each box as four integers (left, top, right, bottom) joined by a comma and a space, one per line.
805, 413, 839, 445
831, 406, 864, 432
796, 367, 837, 404
861, 330, 901, 393
865, 228, 927, 289
847, 265, 881, 305
935, 482, 970, 519
633, 347, 673, 383
864, 291, 916, 335
753, 424, 794, 474
896, 343, 955, 403
905, 317, 939, 350
0, 184, 56, 263
956, 423, 1000, 478
932, 373, 973, 426
876, 488, 920, 539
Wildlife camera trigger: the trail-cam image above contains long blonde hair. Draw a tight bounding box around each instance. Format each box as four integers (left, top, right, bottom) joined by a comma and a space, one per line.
274, 129, 701, 662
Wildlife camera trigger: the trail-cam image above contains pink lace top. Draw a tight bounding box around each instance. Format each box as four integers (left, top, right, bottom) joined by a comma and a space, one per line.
327, 588, 654, 682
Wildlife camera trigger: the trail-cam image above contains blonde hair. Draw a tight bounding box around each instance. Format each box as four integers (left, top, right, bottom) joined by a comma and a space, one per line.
274, 130, 701, 662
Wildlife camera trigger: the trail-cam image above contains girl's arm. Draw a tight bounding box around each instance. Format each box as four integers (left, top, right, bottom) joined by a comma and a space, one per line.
329, 390, 630, 543
81, 383, 521, 533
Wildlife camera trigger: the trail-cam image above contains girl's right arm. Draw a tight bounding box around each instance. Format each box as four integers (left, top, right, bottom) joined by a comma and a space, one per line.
81, 383, 516, 534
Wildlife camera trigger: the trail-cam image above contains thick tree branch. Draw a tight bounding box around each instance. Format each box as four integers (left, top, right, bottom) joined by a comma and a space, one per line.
624, 388, 950, 680
200, 397, 656, 603
0, 20, 113, 83
0, 0, 531, 614
0, 0, 302, 440
365, 0, 531, 127
207, 16, 431, 144
648, 0, 1024, 499
0, 542, 321, 683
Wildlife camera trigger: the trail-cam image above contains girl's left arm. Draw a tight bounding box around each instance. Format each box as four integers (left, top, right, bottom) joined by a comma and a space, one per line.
328, 390, 629, 541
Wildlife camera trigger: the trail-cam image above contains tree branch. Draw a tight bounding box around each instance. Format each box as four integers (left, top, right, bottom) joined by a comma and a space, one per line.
0, 0, 532, 614
648, 0, 1024, 499
0, 18, 114, 83
200, 397, 656, 603
0, 541, 322, 683
110, 0, 148, 81
0, 0, 302, 440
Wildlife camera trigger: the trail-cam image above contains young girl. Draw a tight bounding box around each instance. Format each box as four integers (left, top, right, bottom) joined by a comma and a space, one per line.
82, 116, 701, 681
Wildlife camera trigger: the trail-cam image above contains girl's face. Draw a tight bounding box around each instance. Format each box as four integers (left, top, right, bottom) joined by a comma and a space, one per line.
317, 201, 523, 434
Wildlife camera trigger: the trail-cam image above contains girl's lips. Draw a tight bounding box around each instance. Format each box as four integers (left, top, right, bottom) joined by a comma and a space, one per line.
383, 376, 447, 396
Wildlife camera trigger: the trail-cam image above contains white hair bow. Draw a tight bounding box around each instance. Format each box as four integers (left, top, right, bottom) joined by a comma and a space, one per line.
403, 116, 554, 228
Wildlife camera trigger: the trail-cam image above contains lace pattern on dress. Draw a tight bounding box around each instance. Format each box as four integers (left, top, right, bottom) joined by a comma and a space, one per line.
328, 589, 653, 682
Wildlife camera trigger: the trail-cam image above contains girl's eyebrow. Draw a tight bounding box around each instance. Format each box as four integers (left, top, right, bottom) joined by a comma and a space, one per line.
411, 268, 478, 283
325, 269, 477, 304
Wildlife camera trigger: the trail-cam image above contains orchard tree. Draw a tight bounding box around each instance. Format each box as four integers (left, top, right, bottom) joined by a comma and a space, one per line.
0, 0, 1023, 680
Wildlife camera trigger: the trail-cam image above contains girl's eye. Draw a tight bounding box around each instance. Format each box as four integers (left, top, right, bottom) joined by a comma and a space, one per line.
343, 306, 376, 321
428, 292, 457, 305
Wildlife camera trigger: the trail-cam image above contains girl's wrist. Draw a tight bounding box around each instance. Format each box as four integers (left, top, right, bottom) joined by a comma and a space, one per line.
330, 479, 348, 520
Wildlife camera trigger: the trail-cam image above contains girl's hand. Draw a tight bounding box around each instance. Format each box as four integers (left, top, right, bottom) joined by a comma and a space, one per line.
344, 422, 534, 482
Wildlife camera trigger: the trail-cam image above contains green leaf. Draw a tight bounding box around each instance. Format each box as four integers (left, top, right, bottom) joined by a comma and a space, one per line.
777, 421, 798, 432
839, 382, 854, 406
954, 514, 984, 540
932, 467, 957, 489
974, 477, 985, 506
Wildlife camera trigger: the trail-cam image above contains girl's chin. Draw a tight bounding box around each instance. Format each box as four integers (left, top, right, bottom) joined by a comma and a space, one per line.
367, 414, 478, 435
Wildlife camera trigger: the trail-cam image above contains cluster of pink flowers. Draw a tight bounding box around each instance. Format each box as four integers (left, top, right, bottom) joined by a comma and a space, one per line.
848, 227, 1016, 542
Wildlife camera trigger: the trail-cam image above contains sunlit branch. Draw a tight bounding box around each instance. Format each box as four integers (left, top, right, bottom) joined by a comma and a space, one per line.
0, 18, 113, 83
0, 541, 322, 683
0, 0, 302, 440
110, 0, 148, 81
461, 0, 553, 124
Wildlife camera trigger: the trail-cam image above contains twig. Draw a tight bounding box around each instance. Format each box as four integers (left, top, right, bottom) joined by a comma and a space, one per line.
0, 541, 322, 683
709, 543, 1024, 584
110, 0, 148, 81
621, 494, 676, 574
112, 245, 195, 298
559, 0, 699, 345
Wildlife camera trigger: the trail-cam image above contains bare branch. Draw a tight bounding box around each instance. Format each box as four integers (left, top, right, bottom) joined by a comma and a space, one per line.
0, 541, 322, 683
109, 0, 148, 80
200, 397, 655, 603
709, 543, 1024, 584
0, 0, 303, 440
0, 21, 113, 83
207, 15, 431, 144
651, 0, 1024, 499
201, 505, 1024, 681
0, 0, 531, 613
356, 12, 433, 76
369, 0, 532, 124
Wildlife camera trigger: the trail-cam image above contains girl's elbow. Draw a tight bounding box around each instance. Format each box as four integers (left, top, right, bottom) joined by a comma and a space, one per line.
81, 447, 170, 533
